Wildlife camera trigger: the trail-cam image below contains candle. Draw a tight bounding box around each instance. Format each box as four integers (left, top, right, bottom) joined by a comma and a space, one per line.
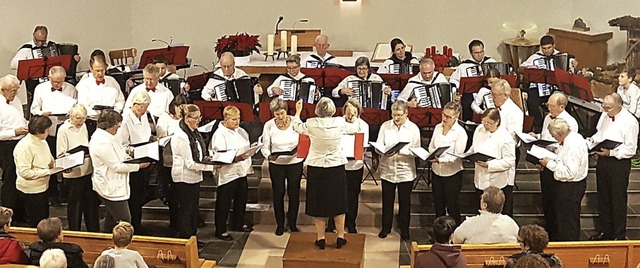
443, 45, 448, 56
291, 35, 298, 55
448, 47, 453, 57
267, 34, 274, 56
280, 31, 287, 52
425, 48, 431, 58
431, 46, 436, 56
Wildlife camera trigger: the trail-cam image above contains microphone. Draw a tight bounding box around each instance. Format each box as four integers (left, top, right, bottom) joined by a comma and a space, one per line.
275, 16, 284, 34
193, 64, 210, 73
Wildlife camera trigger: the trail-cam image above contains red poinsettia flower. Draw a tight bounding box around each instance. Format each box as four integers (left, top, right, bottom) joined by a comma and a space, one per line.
215, 32, 262, 58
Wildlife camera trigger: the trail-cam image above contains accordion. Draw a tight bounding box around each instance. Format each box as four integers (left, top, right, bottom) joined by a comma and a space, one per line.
31, 42, 59, 59
387, 63, 416, 75
481, 62, 513, 75
532, 53, 571, 71
212, 75, 256, 104
411, 82, 455, 108
347, 80, 388, 110
279, 79, 317, 104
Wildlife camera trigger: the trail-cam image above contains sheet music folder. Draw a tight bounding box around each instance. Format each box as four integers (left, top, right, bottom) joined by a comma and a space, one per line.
17, 55, 72, 81
138, 46, 190, 70
410, 146, 450, 161
124, 141, 159, 163
369, 141, 409, 155
53, 151, 85, 173
525, 145, 558, 164
515, 132, 557, 147
66, 145, 89, 155
447, 152, 495, 162
271, 147, 298, 156
589, 139, 622, 153
202, 144, 262, 165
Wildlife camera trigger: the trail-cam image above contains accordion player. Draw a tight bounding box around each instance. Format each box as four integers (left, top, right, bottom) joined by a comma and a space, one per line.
201, 53, 263, 104
335, 56, 391, 110
267, 55, 319, 103
404, 82, 456, 109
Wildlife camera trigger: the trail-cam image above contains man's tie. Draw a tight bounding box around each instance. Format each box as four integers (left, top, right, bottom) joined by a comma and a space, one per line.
96, 80, 105, 85
51, 87, 62, 92
5, 99, 9, 104
609, 115, 615, 122
146, 87, 156, 93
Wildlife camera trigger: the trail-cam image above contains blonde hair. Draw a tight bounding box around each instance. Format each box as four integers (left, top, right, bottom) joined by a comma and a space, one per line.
491, 79, 512, 96
315, 97, 336, 117
67, 103, 87, 118
344, 98, 363, 116
112, 221, 134, 248
0, 74, 20, 90
142, 63, 160, 77
223, 105, 240, 119
177, 104, 200, 119
269, 98, 288, 113
548, 118, 570, 136
391, 100, 408, 114
131, 90, 151, 105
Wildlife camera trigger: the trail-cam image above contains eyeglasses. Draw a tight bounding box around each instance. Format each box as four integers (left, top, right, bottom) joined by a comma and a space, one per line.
188, 116, 202, 121
357, 67, 369, 71
392, 112, 406, 118
481, 120, 497, 126
441, 112, 457, 120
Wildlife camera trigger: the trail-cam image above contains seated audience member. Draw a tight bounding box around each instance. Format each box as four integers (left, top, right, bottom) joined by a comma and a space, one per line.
507, 225, 562, 268
415, 216, 467, 268
452, 186, 519, 244
515, 254, 552, 268
93, 255, 116, 268
101, 221, 148, 268
29, 217, 89, 268
0, 206, 29, 264
39, 248, 67, 268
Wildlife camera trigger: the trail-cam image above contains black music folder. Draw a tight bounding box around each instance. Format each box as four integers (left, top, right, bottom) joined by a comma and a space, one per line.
124, 141, 159, 163
369, 141, 409, 155
410, 146, 450, 161
589, 139, 622, 153
66, 145, 89, 155
447, 152, 495, 162
515, 132, 557, 147
271, 147, 298, 156
525, 145, 558, 164
92, 105, 115, 111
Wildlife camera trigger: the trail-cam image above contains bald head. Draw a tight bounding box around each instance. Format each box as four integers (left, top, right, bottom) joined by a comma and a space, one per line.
419, 58, 435, 81
547, 92, 568, 117
219, 52, 236, 77
32, 26, 48, 47
314, 35, 330, 56
603, 92, 623, 117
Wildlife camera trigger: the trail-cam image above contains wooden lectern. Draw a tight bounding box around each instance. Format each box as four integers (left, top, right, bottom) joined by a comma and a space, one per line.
275, 29, 321, 52
548, 28, 613, 69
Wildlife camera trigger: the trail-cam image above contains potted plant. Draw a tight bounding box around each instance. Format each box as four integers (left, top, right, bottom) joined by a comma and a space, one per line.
215, 32, 261, 64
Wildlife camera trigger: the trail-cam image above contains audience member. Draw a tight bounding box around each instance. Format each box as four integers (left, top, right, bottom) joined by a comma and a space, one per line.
414, 216, 467, 268
0, 206, 29, 264
93, 255, 116, 268
507, 225, 563, 268
514, 254, 552, 268
39, 248, 68, 268
101, 221, 148, 268
29, 217, 88, 267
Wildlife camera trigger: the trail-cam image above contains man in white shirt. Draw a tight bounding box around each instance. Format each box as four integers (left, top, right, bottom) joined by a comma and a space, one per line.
77, 57, 125, 135
539, 118, 588, 241
125, 64, 173, 119
588, 93, 639, 241
449, 39, 497, 121
153, 54, 190, 96
398, 58, 449, 108
452, 186, 519, 244
491, 78, 524, 160
267, 55, 316, 100
31, 66, 77, 143
528, 92, 578, 240
0, 74, 29, 222
301, 35, 336, 68
201, 52, 263, 102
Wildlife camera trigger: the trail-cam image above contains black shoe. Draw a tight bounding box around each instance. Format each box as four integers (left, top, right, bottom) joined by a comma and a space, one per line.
348, 227, 358, 234
233, 225, 254, 232
289, 225, 299, 232
589, 232, 607, 241
215, 233, 233, 241
336, 237, 347, 249
378, 230, 389, 239
401, 233, 411, 241
315, 239, 326, 250
275, 226, 284, 236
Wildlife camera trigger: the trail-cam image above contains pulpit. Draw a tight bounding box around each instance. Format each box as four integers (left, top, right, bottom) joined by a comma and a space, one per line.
548, 28, 613, 69
275, 29, 321, 52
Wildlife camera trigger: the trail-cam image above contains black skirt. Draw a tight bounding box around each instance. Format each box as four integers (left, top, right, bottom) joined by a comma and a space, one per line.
305, 165, 348, 217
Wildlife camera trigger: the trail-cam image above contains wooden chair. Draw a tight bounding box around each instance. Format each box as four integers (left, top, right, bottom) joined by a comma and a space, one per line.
108, 48, 137, 66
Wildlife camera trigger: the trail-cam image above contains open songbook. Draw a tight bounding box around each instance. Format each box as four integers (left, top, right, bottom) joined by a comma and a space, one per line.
526, 145, 558, 164
447, 151, 495, 162
341, 133, 366, 160
369, 141, 409, 155
53, 151, 84, 173
198, 120, 217, 133
124, 141, 159, 163
279, 79, 317, 104
589, 139, 622, 153
409, 146, 450, 161
205, 144, 263, 165
158, 136, 172, 147
409, 82, 454, 108
347, 80, 387, 109
515, 132, 557, 147
211, 74, 256, 104
271, 146, 297, 157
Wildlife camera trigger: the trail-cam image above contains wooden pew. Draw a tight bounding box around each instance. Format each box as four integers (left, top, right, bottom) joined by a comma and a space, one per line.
9, 227, 216, 268
411, 240, 640, 268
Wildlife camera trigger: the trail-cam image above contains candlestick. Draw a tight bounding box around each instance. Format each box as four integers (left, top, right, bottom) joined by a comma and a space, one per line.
291, 35, 298, 55
267, 34, 274, 56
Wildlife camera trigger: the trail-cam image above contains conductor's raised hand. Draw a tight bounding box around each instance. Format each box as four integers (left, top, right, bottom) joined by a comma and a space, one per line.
295, 100, 303, 117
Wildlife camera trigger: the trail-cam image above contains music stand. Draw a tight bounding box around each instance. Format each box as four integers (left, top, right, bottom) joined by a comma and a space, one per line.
17, 55, 72, 81
186, 72, 212, 91
301, 68, 324, 87
285, 101, 317, 120
407, 107, 443, 189
193, 100, 254, 122
379, 73, 414, 90
360, 108, 390, 126
457, 76, 485, 95
522, 68, 558, 88
138, 46, 190, 70
501, 74, 517, 88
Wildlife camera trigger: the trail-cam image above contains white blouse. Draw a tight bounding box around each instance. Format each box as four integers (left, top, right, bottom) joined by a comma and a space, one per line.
171, 126, 214, 184
428, 122, 468, 177
260, 116, 304, 166
589, 109, 639, 160
292, 116, 360, 168
209, 124, 252, 186
468, 125, 516, 189
376, 119, 421, 183
0, 96, 27, 141
116, 109, 152, 150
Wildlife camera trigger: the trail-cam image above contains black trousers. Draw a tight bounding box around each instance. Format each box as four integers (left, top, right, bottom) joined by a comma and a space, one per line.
173, 182, 201, 238
215, 177, 248, 236
476, 185, 514, 217
539, 168, 558, 240
128, 167, 150, 233
460, 94, 475, 122
101, 198, 131, 233
432, 171, 463, 225
65, 174, 100, 232
45, 136, 60, 203
525, 87, 550, 133
381, 180, 412, 235
269, 162, 303, 228
554, 179, 586, 241
596, 157, 631, 239
327, 168, 364, 232
0, 140, 24, 222
19, 191, 49, 228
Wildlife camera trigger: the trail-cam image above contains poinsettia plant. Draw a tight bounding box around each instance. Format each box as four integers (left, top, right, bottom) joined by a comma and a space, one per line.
215, 32, 261, 58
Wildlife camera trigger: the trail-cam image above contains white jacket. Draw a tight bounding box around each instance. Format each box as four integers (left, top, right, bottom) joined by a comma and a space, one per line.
90, 128, 140, 201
